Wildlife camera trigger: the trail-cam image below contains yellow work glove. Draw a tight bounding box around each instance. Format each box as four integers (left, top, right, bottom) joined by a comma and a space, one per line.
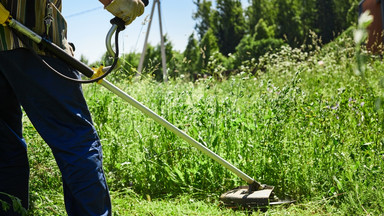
105, 0, 145, 25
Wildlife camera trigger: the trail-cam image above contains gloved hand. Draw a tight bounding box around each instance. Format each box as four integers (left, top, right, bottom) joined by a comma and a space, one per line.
105, 0, 145, 25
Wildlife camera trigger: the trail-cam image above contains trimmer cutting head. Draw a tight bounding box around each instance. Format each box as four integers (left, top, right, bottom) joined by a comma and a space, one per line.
220, 184, 294, 209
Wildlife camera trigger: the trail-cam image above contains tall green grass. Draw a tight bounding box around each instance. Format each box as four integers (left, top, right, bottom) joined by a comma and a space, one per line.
24, 20, 384, 214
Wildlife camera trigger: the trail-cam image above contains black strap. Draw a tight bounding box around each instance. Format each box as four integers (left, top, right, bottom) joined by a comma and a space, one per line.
25, 0, 36, 29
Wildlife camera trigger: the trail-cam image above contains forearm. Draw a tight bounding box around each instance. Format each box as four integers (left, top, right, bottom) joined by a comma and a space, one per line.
99, 0, 112, 6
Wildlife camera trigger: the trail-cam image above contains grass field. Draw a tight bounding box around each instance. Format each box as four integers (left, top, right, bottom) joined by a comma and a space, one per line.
17, 21, 384, 215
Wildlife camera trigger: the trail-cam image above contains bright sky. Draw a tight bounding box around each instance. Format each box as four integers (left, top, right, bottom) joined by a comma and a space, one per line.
62, 0, 249, 63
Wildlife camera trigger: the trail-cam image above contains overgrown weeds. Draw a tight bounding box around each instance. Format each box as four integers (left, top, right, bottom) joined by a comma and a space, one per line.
21, 16, 384, 215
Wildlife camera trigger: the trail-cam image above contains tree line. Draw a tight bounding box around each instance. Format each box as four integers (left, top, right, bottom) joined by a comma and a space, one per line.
98, 0, 361, 82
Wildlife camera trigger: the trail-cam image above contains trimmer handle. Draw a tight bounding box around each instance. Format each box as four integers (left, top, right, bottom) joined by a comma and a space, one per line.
111, 16, 126, 31
142, 0, 149, 6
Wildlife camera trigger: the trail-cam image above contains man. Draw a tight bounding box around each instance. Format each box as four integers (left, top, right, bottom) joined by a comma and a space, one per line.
0, 0, 146, 215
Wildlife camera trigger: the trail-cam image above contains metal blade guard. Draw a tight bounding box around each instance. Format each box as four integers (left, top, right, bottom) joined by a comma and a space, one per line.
220, 184, 277, 208
221, 184, 295, 208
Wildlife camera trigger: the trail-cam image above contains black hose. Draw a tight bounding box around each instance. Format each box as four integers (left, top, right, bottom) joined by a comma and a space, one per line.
40, 28, 121, 84
13, 24, 121, 84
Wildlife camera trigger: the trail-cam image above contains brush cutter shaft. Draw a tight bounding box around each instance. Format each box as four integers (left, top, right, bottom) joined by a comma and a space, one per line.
100, 80, 256, 185
9, 19, 42, 44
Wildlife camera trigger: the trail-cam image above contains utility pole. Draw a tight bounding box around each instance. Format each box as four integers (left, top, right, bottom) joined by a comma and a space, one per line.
137, 0, 167, 82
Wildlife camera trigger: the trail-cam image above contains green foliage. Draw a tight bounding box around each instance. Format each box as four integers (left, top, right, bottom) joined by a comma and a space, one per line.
136, 0, 362, 81
192, 0, 214, 40
79, 54, 89, 65
0, 192, 27, 216
234, 35, 285, 68
21, 2, 384, 215
314, 0, 337, 43
213, 0, 246, 56
183, 33, 200, 81
300, 0, 318, 36
245, 0, 272, 35
203, 51, 229, 80
168, 53, 184, 81
24, 25, 384, 214
109, 52, 141, 83
254, 18, 275, 40
142, 35, 178, 82
198, 28, 219, 73
100, 50, 115, 67
274, 0, 304, 46
335, 0, 360, 32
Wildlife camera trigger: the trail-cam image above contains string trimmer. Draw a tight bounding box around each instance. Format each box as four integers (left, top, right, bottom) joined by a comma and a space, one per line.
0, 3, 293, 208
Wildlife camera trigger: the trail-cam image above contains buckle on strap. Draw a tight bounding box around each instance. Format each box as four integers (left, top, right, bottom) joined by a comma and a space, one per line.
44, 0, 54, 37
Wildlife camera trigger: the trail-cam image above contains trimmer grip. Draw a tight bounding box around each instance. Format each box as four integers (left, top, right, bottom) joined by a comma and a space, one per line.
142, 0, 149, 6
110, 16, 126, 31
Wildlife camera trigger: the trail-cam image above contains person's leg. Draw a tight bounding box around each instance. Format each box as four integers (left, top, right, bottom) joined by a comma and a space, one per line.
0, 48, 111, 215
0, 68, 29, 215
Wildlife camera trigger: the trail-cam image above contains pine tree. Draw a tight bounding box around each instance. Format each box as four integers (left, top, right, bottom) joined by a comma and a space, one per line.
183, 33, 200, 80
245, 0, 276, 35
246, 0, 264, 35
300, 0, 318, 39
214, 0, 246, 56
192, 0, 214, 40
274, 0, 304, 46
198, 28, 219, 71
315, 0, 337, 43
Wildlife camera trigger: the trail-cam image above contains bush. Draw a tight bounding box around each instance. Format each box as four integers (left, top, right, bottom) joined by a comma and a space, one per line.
234, 36, 285, 68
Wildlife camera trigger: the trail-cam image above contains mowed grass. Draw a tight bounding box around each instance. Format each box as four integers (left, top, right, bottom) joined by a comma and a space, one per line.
24, 30, 384, 215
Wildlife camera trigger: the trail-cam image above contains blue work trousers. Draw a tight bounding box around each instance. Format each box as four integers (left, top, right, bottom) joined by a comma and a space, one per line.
0, 48, 111, 215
